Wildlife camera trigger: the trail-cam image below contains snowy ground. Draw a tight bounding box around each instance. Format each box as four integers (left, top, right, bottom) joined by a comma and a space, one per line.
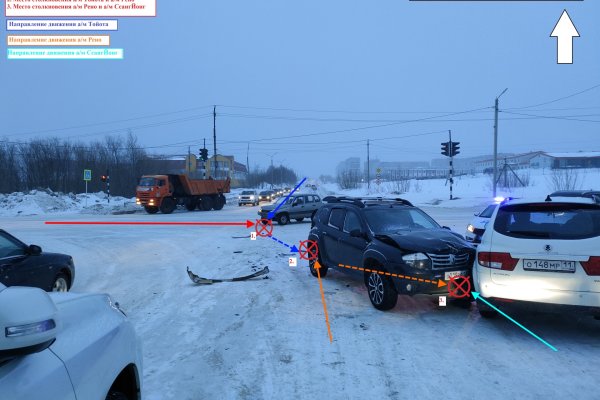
2, 196, 599, 399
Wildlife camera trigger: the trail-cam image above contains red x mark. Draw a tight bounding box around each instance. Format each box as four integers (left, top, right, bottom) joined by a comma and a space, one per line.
255, 219, 273, 237
298, 240, 319, 261
448, 275, 471, 299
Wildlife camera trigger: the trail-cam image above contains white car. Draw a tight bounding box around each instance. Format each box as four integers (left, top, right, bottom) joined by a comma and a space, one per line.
0, 283, 142, 400
465, 203, 498, 244
473, 196, 600, 318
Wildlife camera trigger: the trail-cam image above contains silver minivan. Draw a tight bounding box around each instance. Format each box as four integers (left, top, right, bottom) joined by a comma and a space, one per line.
258, 194, 322, 225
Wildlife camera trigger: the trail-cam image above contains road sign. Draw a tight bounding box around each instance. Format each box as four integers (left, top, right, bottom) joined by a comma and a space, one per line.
83, 169, 92, 181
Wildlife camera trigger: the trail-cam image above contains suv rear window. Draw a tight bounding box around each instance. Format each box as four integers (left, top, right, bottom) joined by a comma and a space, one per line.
494, 203, 600, 240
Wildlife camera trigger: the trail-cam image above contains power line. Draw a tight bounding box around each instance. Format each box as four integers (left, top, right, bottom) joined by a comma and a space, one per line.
501, 110, 600, 123
3, 105, 214, 138
507, 83, 600, 110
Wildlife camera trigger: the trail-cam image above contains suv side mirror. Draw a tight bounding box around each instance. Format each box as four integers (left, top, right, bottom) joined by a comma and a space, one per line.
27, 245, 42, 255
0, 286, 59, 363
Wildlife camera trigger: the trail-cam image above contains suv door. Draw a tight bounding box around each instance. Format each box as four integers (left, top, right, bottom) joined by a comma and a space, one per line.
290, 195, 308, 218
320, 208, 346, 267
336, 210, 369, 277
306, 195, 321, 217
0, 232, 32, 288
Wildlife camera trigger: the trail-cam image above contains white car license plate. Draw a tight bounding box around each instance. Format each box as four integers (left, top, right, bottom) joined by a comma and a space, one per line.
523, 259, 576, 273
445, 270, 467, 280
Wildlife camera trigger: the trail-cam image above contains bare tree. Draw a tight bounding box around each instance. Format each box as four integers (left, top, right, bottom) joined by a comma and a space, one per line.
550, 168, 581, 191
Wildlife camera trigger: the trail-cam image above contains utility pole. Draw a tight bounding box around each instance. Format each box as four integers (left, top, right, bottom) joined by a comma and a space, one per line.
270, 155, 274, 189
213, 105, 217, 179
493, 88, 508, 197
367, 139, 370, 190
246, 142, 250, 178
203, 138, 206, 178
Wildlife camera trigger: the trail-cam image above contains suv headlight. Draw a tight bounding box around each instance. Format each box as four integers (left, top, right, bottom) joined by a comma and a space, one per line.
467, 224, 475, 233
402, 253, 431, 269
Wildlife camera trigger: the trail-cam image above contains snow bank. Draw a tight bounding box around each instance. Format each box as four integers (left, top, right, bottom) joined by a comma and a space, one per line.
0, 189, 136, 217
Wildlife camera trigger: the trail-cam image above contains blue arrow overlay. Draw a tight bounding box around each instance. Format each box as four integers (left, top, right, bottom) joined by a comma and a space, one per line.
267, 177, 307, 219
472, 292, 557, 352
270, 235, 299, 253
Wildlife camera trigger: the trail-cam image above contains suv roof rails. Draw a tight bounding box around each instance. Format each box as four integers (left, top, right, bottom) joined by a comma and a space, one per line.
322, 196, 413, 207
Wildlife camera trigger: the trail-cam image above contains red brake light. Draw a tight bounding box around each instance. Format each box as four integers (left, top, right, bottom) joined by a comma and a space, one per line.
478, 252, 518, 271
581, 257, 600, 276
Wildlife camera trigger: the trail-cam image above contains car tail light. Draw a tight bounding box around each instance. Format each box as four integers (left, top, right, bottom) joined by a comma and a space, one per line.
581, 257, 600, 276
478, 252, 518, 271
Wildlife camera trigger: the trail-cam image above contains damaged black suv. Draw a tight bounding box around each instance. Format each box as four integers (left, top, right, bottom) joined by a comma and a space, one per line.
308, 197, 476, 310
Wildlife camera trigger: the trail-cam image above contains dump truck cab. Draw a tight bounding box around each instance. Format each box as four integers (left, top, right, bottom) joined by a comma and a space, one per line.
136, 175, 171, 213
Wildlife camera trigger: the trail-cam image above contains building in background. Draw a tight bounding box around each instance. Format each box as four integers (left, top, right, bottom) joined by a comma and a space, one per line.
474, 151, 600, 172
145, 154, 248, 186
205, 155, 248, 186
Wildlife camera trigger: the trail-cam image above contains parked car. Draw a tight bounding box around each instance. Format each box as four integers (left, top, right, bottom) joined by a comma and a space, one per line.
0, 282, 143, 399
0, 229, 75, 292
308, 197, 476, 310
238, 190, 259, 206
258, 190, 276, 203
473, 197, 600, 318
258, 194, 322, 225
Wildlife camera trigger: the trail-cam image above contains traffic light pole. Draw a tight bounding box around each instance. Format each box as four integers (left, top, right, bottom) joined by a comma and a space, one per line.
106, 169, 110, 204
449, 130, 453, 200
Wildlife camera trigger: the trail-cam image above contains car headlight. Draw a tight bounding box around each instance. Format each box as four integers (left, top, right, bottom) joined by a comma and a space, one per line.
402, 253, 431, 269
250, 195, 255, 199
467, 224, 475, 233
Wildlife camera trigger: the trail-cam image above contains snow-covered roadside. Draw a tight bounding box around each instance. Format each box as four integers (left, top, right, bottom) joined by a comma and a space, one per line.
0, 189, 137, 216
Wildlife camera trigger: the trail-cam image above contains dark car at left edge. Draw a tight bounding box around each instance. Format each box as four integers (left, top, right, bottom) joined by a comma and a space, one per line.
0, 229, 75, 292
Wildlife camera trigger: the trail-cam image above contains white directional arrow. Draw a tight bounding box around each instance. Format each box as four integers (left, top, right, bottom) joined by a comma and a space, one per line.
550, 9, 580, 64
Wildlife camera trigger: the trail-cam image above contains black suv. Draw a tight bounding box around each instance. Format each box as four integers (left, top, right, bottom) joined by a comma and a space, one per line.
308, 197, 475, 310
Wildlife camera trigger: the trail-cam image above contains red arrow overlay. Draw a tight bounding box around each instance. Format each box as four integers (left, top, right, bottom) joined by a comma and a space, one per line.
45, 220, 255, 228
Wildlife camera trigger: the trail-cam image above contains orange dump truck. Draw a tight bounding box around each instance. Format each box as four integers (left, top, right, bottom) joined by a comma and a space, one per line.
136, 174, 231, 214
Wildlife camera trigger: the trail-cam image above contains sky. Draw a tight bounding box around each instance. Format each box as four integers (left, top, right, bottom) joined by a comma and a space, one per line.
1, 0, 599, 179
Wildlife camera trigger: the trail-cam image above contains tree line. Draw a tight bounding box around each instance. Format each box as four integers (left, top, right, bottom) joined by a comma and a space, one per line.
0, 133, 172, 197
0, 134, 300, 196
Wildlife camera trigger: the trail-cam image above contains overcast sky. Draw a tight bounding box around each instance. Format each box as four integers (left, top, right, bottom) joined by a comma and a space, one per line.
1, 1, 598, 178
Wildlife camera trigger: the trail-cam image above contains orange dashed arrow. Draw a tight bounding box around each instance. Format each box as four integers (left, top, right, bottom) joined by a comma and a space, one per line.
337, 264, 446, 288
315, 261, 333, 343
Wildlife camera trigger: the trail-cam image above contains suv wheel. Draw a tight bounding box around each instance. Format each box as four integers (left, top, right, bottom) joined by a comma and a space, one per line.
366, 270, 397, 311
52, 273, 70, 292
277, 213, 289, 225
309, 256, 328, 277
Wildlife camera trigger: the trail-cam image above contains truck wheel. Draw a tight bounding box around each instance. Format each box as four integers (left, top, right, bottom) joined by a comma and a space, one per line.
213, 194, 225, 210
144, 206, 159, 214
200, 196, 213, 211
277, 213, 289, 225
184, 198, 197, 211
160, 197, 176, 214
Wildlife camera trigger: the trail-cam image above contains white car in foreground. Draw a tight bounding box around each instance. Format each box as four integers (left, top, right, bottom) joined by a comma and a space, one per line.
0, 283, 142, 400
473, 196, 600, 318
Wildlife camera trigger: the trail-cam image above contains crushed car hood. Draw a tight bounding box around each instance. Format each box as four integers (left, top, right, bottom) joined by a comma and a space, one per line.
375, 229, 474, 254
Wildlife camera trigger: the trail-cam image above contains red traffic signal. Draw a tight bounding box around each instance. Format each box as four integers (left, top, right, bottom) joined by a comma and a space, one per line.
101, 175, 107, 182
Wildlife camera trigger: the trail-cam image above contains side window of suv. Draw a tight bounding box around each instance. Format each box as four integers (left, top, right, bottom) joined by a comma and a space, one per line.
343, 211, 362, 233
328, 208, 345, 230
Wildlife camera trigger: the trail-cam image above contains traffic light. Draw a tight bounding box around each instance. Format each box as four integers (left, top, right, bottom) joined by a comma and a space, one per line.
199, 148, 209, 161
441, 142, 450, 157
451, 141, 460, 157
101, 175, 107, 182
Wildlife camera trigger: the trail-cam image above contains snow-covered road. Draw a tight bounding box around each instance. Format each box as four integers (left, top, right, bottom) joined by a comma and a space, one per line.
3, 204, 599, 399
